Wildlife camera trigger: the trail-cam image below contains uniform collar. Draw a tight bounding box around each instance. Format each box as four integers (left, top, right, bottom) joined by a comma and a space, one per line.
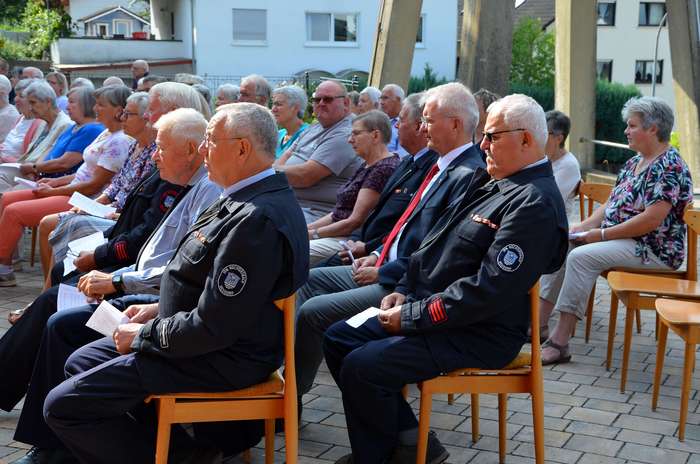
221, 167, 276, 198
494, 159, 554, 193
223, 172, 291, 210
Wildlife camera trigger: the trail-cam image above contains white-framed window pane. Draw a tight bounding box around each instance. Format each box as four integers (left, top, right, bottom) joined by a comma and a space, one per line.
333, 14, 357, 42
233, 8, 266, 41
115, 21, 129, 35
307, 13, 331, 41
597, 2, 615, 26
648, 3, 665, 24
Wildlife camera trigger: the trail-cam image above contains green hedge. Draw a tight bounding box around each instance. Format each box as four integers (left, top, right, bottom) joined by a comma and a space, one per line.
509, 80, 641, 169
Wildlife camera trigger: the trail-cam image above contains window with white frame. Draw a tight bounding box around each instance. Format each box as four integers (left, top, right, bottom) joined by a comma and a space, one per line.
94, 23, 108, 36
416, 14, 425, 45
638, 2, 666, 26
635, 60, 663, 84
305, 12, 358, 44
113, 19, 131, 36
596, 2, 616, 26
232, 8, 267, 43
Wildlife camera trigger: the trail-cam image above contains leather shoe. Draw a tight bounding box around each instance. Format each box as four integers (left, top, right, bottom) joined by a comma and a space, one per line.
12, 447, 58, 464
389, 430, 449, 464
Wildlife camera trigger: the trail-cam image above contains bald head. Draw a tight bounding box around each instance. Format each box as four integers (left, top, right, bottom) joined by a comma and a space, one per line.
311, 80, 349, 127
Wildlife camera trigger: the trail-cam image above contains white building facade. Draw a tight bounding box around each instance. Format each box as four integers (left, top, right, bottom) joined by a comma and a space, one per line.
150, 0, 458, 85
596, 0, 675, 110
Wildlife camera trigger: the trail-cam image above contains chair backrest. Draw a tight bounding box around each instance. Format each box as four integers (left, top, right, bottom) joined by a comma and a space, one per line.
578, 181, 613, 220
528, 282, 541, 374
275, 294, 297, 403
683, 209, 700, 281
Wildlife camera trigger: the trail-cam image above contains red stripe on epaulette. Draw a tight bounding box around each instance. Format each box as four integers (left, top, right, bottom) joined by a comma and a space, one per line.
428, 297, 447, 324
115, 241, 128, 261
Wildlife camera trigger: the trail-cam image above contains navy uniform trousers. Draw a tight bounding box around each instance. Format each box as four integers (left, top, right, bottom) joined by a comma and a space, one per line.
322, 317, 482, 464
43, 322, 268, 464
12, 294, 157, 449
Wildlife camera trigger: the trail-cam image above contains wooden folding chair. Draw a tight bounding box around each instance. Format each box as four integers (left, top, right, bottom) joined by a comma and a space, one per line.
606, 209, 700, 392
145, 294, 298, 464
416, 284, 543, 464
652, 298, 700, 441
30, 226, 38, 267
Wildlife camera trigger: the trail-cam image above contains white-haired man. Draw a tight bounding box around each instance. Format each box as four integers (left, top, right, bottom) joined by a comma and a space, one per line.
380, 83, 408, 157
130, 59, 149, 90
0, 75, 19, 143
20, 67, 43, 80
324, 94, 568, 464
239, 74, 271, 106
45, 103, 310, 463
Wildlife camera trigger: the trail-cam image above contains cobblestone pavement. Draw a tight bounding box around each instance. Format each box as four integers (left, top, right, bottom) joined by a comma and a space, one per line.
1, 239, 699, 463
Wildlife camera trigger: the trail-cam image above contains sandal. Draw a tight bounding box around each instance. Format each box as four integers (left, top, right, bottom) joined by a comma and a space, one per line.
526, 325, 549, 344
8, 306, 27, 325
541, 339, 571, 365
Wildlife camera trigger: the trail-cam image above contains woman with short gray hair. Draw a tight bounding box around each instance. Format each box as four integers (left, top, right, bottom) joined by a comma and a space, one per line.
272, 85, 309, 157
0, 75, 19, 143
539, 95, 693, 366
46, 71, 69, 112
357, 86, 381, 114
0, 79, 46, 162
215, 83, 240, 107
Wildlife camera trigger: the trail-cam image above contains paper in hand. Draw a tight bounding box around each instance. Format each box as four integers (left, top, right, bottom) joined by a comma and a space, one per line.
68, 192, 116, 218
86, 300, 129, 337
345, 307, 381, 328
1, 162, 21, 168
62, 232, 107, 276
57, 284, 89, 312
14, 176, 37, 189
569, 231, 586, 240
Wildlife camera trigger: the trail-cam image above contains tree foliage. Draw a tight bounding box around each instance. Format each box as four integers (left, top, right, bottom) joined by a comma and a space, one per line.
509, 17, 555, 87
0, 0, 70, 59
408, 63, 448, 94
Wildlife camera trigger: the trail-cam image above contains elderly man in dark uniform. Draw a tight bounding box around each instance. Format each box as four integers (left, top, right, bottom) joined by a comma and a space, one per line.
43, 102, 309, 463
324, 94, 569, 464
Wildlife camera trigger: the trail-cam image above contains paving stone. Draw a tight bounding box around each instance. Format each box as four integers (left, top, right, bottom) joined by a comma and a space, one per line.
574, 384, 632, 403
575, 452, 626, 464
563, 434, 623, 456
564, 421, 620, 439
511, 442, 582, 463
612, 413, 678, 436
617, 442, 689, 464
512, 425, 571, 448
454, 417, 522, 440
615, 429, 661, 446
563, 407, 618, 426
581, 398, 633, 414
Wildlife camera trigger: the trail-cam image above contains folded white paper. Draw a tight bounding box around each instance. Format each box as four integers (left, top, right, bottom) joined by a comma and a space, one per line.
1, 162, 21, 169
568, 231, 586, 240
68, 192, 116, 218
86, 300, 129, 337
345, 306, 381, 328
62, 232, 107, 276
14, 176, 37, 189
57, 284, 89, 312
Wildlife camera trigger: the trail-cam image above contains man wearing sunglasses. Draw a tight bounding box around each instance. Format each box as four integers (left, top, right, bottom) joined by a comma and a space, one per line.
324, 94, 568, 464
275, 80, 363, 223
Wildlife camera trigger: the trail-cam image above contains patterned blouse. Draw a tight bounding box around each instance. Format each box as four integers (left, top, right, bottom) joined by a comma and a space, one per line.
601, 147, 693, 269
103, 141, 157, 210
331, 155, 400, 222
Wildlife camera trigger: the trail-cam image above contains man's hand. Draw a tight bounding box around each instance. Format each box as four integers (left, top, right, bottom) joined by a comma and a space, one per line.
123, 303, 159, 323
74, 251, 97, 273
339, 240, 367, 264
378, 306, 402, 334
113, 322, 143, 354
352, 266, 379, 286
77, 270, 115, 298
352, 254, 377, 271
381, 292, 406, 310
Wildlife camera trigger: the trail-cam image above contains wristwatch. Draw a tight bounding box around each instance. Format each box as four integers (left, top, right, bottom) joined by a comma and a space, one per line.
311, 229, 321, 240
112, 274, 125, 293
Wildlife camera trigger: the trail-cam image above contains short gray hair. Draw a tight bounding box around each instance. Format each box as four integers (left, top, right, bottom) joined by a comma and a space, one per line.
15, 78, 40, 96
70, 77, 95, 91
22, 67, 44, 79
153, 107, 207, 147
488, 94, 548, 148
174, 73, 204, 85
25, 81, 57, 109
402, 92, 425, 122
0, 75, 10, 102
132, 59, 149, 72
216, 84, 240, 102
360, 86, 381, 104
192, 83, 211, 106
93, 85, 131, 109
46, 71, 68, 96
382, 83, 405, 100
140, 75, 168, 86
241, 74, 272, 101
354, 109, 392, 144
103, 76, 125, 87
67, 86, 96, 118
621, 96, 674, 143
425, 82, 479, 135
150, 82, 211, 120
272, 85, 308, 119
217, 102, 278, 159
126, 91, 149, 117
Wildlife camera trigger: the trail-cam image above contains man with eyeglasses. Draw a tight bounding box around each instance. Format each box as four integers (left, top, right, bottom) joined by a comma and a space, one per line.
324, 94, 568, 464
275, 80, 363, 223
238, 74, 272, 107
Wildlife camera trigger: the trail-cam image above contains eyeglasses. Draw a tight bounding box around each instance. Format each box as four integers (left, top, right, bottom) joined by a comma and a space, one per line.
481, 128, 526, 142
120, 111, 140, 120
311, 95, 345, 105
203, 134, 244, 146
350, 129, 374, 137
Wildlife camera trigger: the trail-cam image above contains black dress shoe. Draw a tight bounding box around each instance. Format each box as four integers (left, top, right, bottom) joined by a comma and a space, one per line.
12, 447, 55, 464
334, 454, 354, 464
389, 430, 449, 464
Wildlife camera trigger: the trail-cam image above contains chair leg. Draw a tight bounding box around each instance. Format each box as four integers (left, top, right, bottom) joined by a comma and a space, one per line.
153, 399, 173, 464
620, 306, 635, 393
470, 394, 480, 444
498, 394, 507, 464
30, 226, 37, 267
242, 449, 251, 463
652, 323, 669, 411
656, 313, 660, 341
635, 308, 642, 334
606, 293, 619, 371
584, 284, 596, 342
416, 390, 433, 464
285, 410, 299, 464
679, 342, 696, 441
531, 380, 545, 464
447, 393, 454, 405
264, 419, 275, 464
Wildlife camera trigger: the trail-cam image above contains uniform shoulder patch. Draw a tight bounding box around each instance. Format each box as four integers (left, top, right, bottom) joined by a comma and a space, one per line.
217, 264, 247, 297
427, 297, 447, 324
496, 244, 524, 272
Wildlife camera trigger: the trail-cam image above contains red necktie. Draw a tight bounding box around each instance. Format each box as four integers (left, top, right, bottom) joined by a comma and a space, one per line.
376, 163, 440, 267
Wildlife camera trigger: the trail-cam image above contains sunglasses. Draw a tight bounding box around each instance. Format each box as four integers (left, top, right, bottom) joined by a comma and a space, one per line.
311, 95, 345, 105
482, 128, 526, 142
